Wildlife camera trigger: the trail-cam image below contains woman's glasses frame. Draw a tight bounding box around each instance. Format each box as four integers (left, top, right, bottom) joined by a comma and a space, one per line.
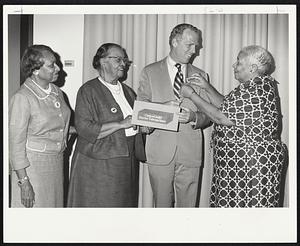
107, 56, 132, 65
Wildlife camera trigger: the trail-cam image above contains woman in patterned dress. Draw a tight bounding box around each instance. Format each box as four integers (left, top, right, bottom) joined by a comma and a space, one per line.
180, 45, 287, 207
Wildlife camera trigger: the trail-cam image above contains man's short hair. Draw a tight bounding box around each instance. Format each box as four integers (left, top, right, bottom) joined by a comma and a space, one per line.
169, 23, 201, 47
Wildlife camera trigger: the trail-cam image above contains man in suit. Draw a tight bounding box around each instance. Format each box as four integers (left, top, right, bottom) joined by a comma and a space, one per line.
137, 23, 211, 207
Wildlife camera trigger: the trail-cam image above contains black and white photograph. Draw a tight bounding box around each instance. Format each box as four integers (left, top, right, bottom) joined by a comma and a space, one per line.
3, 3, 297, 243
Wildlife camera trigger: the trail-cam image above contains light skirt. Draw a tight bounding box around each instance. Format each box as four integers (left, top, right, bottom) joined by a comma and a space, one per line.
11, 151, 64, 208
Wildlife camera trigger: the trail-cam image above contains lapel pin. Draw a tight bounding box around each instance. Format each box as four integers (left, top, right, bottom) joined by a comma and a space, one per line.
54, 101, 61, 108
111, 107, 117, 113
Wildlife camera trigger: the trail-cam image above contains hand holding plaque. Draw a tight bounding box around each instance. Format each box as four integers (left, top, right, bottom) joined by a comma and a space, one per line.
120, 115, 135, 129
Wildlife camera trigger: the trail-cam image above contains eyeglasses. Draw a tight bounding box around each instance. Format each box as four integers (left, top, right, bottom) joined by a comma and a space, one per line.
107, 56, 132, 65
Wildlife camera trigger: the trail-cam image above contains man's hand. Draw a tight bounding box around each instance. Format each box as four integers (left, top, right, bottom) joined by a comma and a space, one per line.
162, 100, 180, 106
178, 106, 196, 124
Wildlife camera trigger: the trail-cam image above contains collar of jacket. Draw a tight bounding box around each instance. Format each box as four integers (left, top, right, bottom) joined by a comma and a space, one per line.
24, 78, 59, 100
120, 83, 134, 108
97, 78, 135, 108
160, 57, 194, 78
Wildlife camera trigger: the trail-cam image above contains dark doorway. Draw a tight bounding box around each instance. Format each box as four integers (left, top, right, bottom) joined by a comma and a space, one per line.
8, 14, 33, 207
20, 15, 33, 83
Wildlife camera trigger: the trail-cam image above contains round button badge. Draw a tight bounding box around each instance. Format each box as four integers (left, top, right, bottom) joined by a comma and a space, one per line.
54, 101, 61, 108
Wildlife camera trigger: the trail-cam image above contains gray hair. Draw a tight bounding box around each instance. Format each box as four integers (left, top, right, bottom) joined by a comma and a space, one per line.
240, 45, 276, 75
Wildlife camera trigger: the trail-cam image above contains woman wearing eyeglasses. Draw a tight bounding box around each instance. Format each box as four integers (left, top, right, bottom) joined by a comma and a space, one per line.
67, 43, 146, 207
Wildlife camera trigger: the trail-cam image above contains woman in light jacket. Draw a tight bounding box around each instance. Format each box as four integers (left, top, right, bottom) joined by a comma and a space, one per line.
9, 45, 71, 207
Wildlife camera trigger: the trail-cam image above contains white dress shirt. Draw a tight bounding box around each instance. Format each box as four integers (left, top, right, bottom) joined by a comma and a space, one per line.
167, 55, 187, 86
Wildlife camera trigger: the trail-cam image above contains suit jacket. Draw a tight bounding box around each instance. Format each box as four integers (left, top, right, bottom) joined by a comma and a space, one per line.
74, 77, 145, 161
137, 57, 210, 167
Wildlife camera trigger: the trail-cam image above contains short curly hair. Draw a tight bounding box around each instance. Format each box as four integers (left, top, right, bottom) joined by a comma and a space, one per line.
169, 23, 202, 47
21, 44, 54, 78
240, 45, 276, 75
92, 43, 124, 70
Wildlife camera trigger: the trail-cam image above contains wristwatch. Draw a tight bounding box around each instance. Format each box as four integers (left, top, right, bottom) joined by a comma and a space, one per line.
17, 176, 29, 186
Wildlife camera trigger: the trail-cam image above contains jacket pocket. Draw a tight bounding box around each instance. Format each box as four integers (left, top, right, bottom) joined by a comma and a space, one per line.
26, 140, 46, 152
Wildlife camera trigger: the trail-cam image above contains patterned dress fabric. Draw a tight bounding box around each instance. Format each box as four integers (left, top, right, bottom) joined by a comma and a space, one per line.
210, 75, 287, 208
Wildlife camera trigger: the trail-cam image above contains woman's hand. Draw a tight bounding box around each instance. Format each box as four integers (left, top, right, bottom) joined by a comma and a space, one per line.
20, 181, 35, 208
180, 84, 195, 98
186, 73, 209, 90
120, 115, 134, 129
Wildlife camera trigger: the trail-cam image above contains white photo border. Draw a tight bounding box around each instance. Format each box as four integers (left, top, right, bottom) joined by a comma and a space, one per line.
3, 4, 297, 243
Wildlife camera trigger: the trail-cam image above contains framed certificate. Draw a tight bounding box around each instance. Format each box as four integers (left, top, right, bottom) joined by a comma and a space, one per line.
132, 101, 180, 131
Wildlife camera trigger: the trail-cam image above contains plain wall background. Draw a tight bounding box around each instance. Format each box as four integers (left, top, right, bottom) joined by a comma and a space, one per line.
33, 14, 85, 110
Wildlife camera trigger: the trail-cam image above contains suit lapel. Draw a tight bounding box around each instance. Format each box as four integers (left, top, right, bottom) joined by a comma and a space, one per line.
160, 58, 171, 84
186, 63, 194, 78
158, 58, 176, 101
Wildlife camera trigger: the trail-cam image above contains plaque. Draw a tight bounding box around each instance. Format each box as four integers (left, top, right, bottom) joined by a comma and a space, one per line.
132, 101, 180, 131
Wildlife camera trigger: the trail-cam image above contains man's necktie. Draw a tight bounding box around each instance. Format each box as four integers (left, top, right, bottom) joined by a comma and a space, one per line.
173, 63, 184, 100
